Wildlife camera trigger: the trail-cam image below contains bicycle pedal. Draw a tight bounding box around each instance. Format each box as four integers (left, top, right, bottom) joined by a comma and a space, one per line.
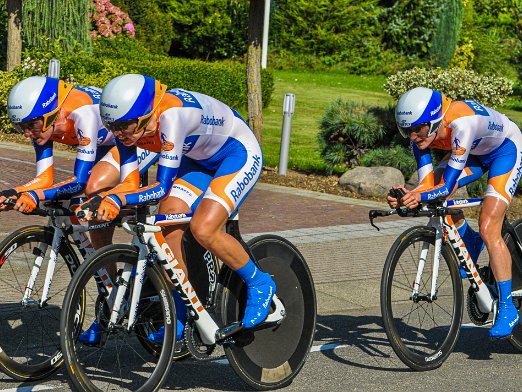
21, 298, 39, 308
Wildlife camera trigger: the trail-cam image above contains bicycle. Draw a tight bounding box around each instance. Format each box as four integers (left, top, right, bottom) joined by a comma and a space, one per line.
0, 194, 188, 381
60, 202, 317, 391
0, 196, 118, 380
369, 191, 522, 371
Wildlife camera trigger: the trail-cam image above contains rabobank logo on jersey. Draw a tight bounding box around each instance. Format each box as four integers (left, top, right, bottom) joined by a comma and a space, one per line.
230, 155, 262, 202
488, 121, 504, 132
8, 104, 22, 110
56, 183, 83, 197
138, 187, 165, 203
201, 115, 225, 127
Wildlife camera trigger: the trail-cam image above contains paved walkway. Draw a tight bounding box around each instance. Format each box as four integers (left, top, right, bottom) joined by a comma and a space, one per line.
0, 141, 422, 285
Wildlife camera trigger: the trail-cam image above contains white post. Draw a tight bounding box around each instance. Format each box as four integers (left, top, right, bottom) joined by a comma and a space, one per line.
278, 93, 295, 175
47, 59, 60, 78
261, 0, 270, 69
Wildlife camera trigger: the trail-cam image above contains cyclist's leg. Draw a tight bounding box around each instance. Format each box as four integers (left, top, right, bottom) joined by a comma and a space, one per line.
188, 134, 274, 328
149, 159, 214, 342
79, 146, 120, 344
84, 146, 120, 250
480, 136, 522, 337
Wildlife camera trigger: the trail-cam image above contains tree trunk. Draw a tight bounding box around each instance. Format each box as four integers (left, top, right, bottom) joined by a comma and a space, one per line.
247, 0, 264, 144
6, 0, 22, 71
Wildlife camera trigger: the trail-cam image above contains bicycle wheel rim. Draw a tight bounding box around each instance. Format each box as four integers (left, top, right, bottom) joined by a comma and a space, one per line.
61, 245, 175, 392
223, 235, 317, 390
381, 227, 463, 370
504, 219, 522, 350
0, 226, 79, 380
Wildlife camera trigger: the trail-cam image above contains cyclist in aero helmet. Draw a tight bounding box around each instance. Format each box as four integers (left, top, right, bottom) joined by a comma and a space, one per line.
77, 74, 275, 344
388, 86, 522, 339
2, 76, 157, 254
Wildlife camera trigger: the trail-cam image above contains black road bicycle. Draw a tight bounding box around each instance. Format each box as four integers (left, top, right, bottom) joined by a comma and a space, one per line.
60, 203, 317, 391
370, 192, 522, 370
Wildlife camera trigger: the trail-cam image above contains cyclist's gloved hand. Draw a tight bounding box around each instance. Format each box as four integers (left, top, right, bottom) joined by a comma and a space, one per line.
79, 195, 122, 222
15, 191, 39, 213
0, 189, 20, 210
96, 195, 122, 222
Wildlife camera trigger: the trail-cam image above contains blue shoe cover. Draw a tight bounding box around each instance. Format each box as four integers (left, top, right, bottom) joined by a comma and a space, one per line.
241, 272, 276, 328
147, 290, 187, 343
489, 303, 520, 339
78, 320, 102, 344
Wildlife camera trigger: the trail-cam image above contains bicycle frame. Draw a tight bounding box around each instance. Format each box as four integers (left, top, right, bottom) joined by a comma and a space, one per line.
412, 198, 495, 314
108, 212, 286, 346
21, 197, 115, 308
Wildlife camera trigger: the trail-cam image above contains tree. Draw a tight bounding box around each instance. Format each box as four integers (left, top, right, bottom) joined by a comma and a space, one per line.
22, 0, 92, 54
6, 0, 21, 71
247, 0, 263, 143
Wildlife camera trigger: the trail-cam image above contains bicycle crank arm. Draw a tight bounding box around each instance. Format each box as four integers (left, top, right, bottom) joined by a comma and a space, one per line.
215, 295, 287, 342
215, 321, 244, 342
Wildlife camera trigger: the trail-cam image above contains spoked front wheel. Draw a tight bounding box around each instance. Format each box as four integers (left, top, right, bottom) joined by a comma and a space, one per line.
220, 235, 317, 390
0, 225, 81, 380
60, 244, 175, 392
380, 226, 463, 371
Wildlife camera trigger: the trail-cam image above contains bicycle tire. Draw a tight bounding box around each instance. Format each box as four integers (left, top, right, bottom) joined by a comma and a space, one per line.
380, 226, 463, 371
60, 244, 176, 392
0, 224, 81, 381
220, 234, 316, 390
504, 218, 522, 351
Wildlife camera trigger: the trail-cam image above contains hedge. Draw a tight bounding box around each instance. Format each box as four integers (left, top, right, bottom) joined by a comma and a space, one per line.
0, 55, 274, 133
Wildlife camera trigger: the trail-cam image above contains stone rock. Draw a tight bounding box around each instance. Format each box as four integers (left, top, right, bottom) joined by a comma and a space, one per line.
339, 166, 405, 198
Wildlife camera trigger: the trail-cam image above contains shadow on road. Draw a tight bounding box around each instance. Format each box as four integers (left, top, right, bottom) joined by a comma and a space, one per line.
314, 313, 521, 372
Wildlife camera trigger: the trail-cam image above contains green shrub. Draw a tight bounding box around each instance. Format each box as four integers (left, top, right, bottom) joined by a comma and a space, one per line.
22, 0, 92, 54
0, 50, 274, 135
0, 70, 21, 133
111, 0, 174, 56
380, 0, 441, 56
429, 0, 464, 68
169, 0, 248, 60
272, 0, 386, 72
317, 98, 385, 173
384, 67, 513, 107
359, 146, 417, 180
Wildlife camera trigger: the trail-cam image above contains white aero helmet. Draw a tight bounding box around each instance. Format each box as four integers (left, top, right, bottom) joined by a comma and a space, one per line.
395, 87, 452, 138
100, 74, 166, 134
7, 76, 73, 133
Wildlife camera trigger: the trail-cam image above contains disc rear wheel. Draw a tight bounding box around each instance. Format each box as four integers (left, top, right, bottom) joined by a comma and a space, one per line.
221, 235, 316, 390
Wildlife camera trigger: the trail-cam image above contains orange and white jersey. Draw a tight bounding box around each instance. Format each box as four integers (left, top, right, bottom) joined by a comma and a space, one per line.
114, 89, 262, 215
413, 100, 522, 203
15, 86, 115, 200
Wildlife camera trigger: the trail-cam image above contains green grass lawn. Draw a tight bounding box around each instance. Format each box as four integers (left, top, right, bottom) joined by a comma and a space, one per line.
251, 69, 522, 173
259, 70, 391, 172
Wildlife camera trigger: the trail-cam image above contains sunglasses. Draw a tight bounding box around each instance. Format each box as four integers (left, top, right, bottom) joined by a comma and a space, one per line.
398, 118, 443, 139
106, 119, 138, 134
12, 116, 45, 134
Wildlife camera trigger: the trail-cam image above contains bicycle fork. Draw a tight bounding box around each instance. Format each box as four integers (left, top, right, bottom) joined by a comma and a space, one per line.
22, 218, 62, 308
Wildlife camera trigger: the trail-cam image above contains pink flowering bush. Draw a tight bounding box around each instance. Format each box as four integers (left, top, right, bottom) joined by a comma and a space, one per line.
89, 0, 135, 39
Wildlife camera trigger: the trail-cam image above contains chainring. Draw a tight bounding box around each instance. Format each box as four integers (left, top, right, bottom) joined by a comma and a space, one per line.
185, 320, 216, 360
466, 286, 490, 325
